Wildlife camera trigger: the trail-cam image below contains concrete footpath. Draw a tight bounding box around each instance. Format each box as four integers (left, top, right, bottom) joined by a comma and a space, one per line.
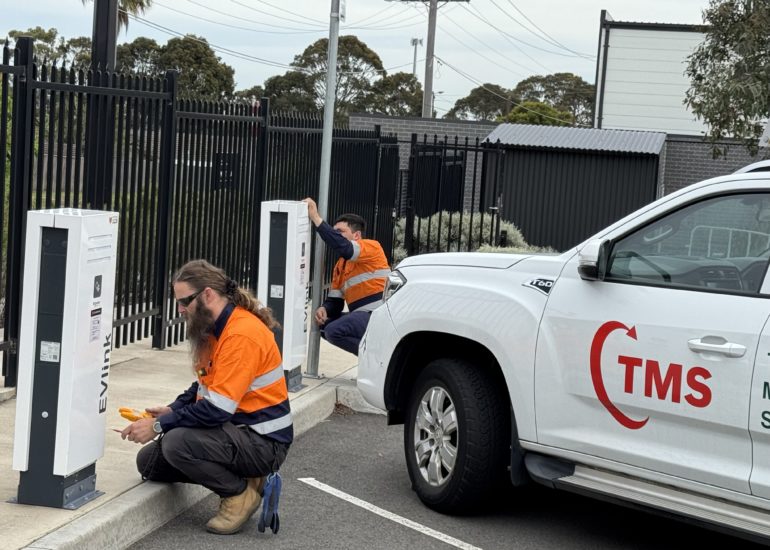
0, 337, 383, 550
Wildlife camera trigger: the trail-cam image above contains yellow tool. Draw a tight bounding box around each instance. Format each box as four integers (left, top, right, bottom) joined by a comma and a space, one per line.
119, 407, 153, 422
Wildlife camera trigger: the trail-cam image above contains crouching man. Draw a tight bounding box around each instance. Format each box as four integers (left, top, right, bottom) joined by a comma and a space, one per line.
121, 259, 292, 535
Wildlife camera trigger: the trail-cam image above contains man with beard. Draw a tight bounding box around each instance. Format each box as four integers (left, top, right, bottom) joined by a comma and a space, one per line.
120, 259, 292, 535
302, 197, 390, 355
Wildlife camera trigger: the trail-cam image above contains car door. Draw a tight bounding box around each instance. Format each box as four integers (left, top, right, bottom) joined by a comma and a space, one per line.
536, 191, 770, 493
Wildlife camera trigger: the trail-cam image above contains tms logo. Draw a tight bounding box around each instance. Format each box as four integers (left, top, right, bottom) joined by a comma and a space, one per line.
590, 321, 712, 430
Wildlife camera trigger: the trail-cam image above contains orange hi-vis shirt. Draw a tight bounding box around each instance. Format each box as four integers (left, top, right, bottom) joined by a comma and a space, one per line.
327, 239, 391, 311
162, 305, 293, 444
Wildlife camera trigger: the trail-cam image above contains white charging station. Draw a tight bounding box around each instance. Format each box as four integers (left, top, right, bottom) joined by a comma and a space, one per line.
258, 200, 310, 392
12, 209, 119, 509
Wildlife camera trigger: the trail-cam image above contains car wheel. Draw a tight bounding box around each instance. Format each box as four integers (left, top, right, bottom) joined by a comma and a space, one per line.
404, 357, 509, 514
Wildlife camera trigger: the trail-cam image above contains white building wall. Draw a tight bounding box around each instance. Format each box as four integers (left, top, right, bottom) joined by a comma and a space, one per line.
597, 28, 705, 135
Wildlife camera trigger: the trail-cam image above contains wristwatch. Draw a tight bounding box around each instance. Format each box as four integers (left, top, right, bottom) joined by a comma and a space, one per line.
152, 420, 163, 435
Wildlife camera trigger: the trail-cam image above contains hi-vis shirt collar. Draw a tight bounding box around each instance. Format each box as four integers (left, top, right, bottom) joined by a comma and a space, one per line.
213, 303, 235, 339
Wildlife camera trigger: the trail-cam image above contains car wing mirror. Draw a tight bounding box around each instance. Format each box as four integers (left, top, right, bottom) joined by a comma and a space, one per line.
578, 239, 610, 281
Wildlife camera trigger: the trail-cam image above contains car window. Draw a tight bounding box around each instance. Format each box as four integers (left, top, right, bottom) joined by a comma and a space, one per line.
607, 193, 770, 294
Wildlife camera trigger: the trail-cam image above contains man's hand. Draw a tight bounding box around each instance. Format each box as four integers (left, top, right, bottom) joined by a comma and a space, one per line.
302, 198, 323, 226
145, 406, 172, 417
315, 306, 328, 326
121, 417, 157, 444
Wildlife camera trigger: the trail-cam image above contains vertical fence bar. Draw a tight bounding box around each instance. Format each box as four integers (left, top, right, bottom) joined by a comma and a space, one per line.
250, 97, 269, 293
151, 70, 177, 349
4, 37, 34, 387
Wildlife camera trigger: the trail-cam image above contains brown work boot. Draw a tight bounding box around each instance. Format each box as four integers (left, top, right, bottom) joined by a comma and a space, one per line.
205, 480, 262, 535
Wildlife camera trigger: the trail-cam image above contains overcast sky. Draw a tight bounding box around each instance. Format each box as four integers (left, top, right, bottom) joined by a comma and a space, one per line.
3, 0, 710, 115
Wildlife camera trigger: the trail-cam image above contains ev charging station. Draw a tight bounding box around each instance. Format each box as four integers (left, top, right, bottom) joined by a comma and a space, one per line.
12, 209, 119, 509
258, 201, 310, 392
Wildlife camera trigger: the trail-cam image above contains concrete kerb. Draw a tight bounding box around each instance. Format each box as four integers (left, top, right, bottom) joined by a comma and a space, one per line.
21, 373, 378, 550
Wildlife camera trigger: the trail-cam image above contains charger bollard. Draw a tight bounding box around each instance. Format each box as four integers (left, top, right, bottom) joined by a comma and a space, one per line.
258, 200, 310, 392
12, 209, 119, 509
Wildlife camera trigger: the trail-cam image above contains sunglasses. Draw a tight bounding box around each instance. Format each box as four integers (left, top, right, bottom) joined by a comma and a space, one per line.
177, 289, 203, 307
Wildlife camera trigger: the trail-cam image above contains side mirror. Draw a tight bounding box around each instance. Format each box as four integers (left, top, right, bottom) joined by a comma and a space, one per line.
578, 239, 610, 281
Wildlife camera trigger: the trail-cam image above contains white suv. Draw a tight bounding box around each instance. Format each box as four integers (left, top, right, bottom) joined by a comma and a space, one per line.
358, 170, 770, 541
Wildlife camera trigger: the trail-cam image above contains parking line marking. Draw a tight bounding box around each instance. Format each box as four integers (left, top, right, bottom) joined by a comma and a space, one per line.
298, 477, 483, 550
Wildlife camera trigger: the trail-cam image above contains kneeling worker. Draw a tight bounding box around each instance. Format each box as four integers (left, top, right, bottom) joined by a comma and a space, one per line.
120, 259, 292, 535
302, 197, 390, 356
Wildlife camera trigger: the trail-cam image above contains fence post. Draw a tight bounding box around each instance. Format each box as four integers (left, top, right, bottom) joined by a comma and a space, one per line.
250, 97, 270, 293
404, 133, 417, 256
151, 70, 178, 349
4, 37, 34, 387
371, 124, 382, 240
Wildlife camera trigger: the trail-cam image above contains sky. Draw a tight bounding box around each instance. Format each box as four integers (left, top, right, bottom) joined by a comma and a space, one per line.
2, 0, 711, 115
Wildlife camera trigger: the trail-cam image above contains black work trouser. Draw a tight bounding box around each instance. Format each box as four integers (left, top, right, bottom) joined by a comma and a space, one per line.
136, 422, 290, 497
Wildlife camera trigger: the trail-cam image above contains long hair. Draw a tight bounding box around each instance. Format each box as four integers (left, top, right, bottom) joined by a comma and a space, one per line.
172, 259, 279, 330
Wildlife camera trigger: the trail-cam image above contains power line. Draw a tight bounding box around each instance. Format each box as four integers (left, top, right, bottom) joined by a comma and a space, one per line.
182, 0, 325, 33
251, 0, 326, 26
505, 0, 594, 59
434, 54, 590, 127
124, 12, 309, 72
343, 2, 399, 26
440, 10, 537, 77
154, 1, 327, 35
460, 3, 552, 73
228, 0, 325, 28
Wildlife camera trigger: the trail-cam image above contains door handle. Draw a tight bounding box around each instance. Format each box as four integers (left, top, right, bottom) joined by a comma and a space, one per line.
688, 338, 746, 358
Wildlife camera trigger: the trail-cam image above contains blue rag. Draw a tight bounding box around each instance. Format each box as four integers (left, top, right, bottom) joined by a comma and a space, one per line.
258, 472, 282, 534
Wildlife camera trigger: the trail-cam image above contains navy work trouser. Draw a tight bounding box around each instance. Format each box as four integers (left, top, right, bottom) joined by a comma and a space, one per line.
136, 422, 289, 497
321, 310, 372, 356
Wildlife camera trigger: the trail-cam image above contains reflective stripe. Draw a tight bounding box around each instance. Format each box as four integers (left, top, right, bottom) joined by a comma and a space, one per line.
327, 289, 344, 299
206, 389, 238, 414
248, 412, 293, 435
355, 300, 383, 312
342, 269, 390, 291
198, 384, 209, 398
350, 241, 362, 261
248, 365, 284, 391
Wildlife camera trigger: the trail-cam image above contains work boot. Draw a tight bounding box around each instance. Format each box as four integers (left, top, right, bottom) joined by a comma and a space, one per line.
205, 479, 263, 535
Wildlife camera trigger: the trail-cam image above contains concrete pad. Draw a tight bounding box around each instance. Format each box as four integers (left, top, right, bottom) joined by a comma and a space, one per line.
2, 335, 364, 550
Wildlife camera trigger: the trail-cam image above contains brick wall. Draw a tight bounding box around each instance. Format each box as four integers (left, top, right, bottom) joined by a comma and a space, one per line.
662, 135, 765, 194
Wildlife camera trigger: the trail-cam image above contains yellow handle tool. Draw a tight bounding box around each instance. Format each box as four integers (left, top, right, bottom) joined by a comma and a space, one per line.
119, 407, 153, 422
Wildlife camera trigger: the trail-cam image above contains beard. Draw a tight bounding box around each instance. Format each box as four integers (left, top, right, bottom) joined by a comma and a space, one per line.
186, 300, 215, 368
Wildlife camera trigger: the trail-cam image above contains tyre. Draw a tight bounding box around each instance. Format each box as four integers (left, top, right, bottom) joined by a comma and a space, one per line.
404, 357, 510, 514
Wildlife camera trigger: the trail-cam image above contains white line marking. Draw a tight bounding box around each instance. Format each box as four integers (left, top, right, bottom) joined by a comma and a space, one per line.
298, 477, 483, 550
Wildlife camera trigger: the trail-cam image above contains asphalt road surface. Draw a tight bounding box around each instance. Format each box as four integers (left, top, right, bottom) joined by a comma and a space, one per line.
129, 408, 765, 549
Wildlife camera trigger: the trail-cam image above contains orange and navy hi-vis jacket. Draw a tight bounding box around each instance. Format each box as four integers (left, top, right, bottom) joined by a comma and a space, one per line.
160, 304, 292, 444
317, 221, 390, 317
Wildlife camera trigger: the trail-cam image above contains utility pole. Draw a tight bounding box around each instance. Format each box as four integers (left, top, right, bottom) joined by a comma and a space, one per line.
410, 38, 422, 77
391, 0, 468, 118
422, 0, 438, 117
306, 0, 341, 378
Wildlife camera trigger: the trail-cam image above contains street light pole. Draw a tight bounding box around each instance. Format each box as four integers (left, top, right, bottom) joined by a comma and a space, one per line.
306, 0, 341, 378
410, 38, 422, 77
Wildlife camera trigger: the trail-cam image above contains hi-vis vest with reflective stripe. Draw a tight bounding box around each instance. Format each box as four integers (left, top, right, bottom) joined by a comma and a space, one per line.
197, 307, 292, 443
328, 238, 390, 310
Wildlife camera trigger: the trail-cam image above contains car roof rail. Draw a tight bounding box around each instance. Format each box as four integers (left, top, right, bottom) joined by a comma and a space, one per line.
734, 159, 770, 173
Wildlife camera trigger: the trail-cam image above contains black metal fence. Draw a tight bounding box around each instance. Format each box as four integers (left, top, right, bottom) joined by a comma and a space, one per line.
403, 133, 503, 255
0, 38, 400, 385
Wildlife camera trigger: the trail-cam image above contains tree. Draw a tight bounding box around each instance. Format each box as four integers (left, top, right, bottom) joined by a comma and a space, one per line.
368, 72, 422, 117
263, 71, 318, 113
512, 73, 594, 126
291, 35, 385, 118
499, 101, 573, 126
80, 0, 154, 30
234, 85, 265, 102
444, 84, 513, 121
116, 37, 160, 73
8, 27, 63, 63
157, 36, 235, 100
60, 36, 92, 68
685, 0, 770, 156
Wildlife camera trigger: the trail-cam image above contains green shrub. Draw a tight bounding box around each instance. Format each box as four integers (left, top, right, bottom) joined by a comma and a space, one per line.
392, 211, 552, 262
